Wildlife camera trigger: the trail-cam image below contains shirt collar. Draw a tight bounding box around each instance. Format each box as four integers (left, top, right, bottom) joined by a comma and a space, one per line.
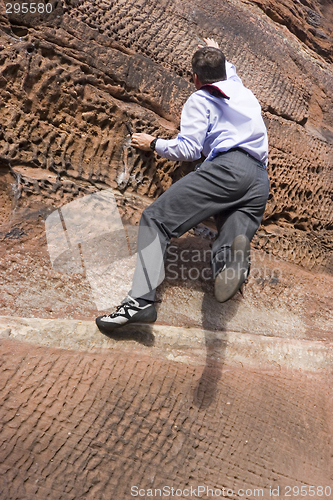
200, 84, 230, 100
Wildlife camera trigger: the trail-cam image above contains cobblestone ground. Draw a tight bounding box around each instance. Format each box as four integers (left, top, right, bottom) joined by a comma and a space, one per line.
0, 337, 331, 500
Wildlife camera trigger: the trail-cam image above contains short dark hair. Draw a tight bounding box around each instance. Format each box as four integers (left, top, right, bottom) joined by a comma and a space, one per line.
191, 47, 227, 84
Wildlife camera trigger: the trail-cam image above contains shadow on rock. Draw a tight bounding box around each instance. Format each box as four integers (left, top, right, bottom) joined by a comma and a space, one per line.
97, 324, 155, 347
193, 289, 241, 409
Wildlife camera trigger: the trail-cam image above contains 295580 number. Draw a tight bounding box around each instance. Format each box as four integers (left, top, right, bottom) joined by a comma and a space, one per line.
6, 3, 53, 14
284, 485, 332, 497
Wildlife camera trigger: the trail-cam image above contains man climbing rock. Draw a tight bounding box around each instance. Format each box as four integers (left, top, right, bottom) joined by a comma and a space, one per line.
96, 38, 269, 331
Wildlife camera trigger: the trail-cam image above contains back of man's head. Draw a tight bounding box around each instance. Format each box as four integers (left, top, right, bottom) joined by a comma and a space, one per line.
192, 47, 227, 84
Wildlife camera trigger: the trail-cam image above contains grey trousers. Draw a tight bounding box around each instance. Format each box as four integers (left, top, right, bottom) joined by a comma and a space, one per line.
129, 149, 270, 301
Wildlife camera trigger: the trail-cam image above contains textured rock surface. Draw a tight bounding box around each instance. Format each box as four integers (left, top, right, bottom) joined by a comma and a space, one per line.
0, 333, 332, 499
0, 0, 332, 273
0, 1, 333, 498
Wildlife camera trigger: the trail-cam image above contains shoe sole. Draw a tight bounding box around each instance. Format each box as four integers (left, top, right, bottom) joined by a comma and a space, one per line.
214, 234, 250, 303
96, 307, 157, 331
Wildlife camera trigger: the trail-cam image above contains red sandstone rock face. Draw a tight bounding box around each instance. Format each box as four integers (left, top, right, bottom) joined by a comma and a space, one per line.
0, 4, 333, 497
0, 338, 332, 499
252, 0, 333, 62
0, 0, 332, 320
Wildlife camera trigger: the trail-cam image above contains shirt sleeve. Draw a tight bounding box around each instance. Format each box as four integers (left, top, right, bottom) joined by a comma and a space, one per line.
155, 94, 209, 162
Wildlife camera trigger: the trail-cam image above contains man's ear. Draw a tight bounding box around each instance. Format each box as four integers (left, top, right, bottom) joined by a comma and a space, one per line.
193, 73, 202, 90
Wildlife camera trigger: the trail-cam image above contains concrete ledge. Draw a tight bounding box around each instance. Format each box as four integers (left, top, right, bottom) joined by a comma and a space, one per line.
1, 315, 332, 372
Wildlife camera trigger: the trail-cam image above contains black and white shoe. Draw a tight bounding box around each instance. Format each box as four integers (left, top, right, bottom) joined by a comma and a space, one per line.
96, 295, 157, 331
214, 234, 250, 303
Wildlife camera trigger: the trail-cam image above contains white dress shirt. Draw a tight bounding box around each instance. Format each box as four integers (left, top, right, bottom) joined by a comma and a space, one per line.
155, 61, 268, 166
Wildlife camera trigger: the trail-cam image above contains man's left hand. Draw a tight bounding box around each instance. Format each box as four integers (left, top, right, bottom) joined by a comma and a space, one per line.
131, 133, 156, 151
